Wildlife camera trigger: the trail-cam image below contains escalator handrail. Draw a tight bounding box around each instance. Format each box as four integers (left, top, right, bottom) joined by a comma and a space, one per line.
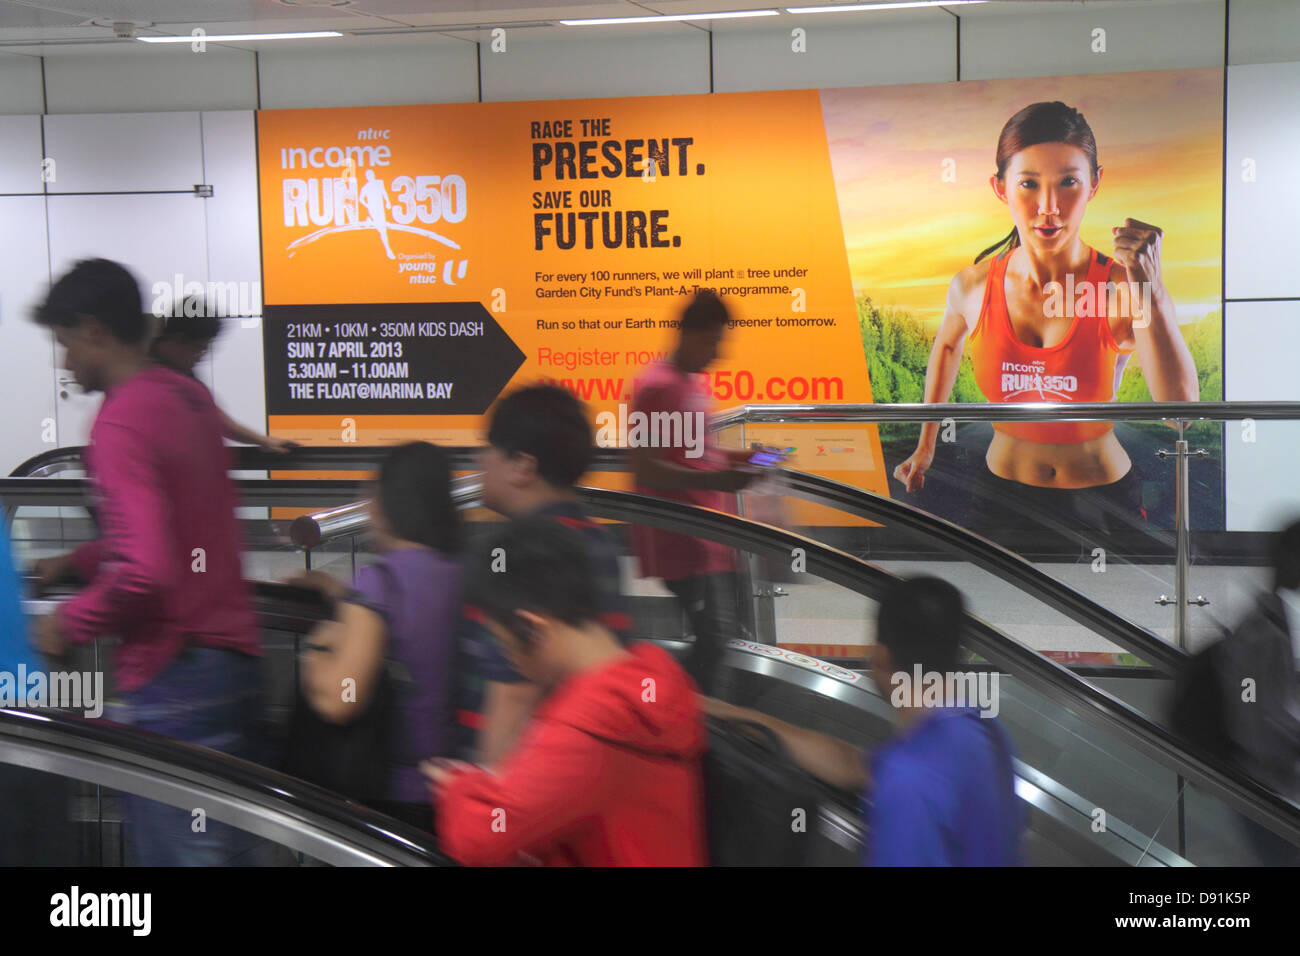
718, 648, 1186, 866
6, 445, 634, 478
709, 399, 1300, 431
0, 706, 448, 866
17, 394, 1300, 478
248, 586, 1182, 867
773, 469, 1187, 674
277, 465, 1185, 675
8, 446, 83, 478
572, 487, 1300, 846
20, 581, 1200, 864
241, 586, 1178, 865
12, 471, 1294, 842
250, 585, 1186, 866
13, 462, 1299, 845
232, 477, 1300, 846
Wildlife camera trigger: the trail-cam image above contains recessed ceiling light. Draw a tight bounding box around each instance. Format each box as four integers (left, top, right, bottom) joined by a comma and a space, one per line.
561, 9, 780, 26
138, 30, 344, 43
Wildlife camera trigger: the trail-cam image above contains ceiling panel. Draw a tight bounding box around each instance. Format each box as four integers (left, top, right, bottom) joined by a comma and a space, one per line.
1, 0, 313, 26
0, 3, 87, 28
0, 0, 1161, 53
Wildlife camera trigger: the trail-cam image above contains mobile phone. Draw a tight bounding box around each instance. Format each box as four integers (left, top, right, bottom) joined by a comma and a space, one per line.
747, 446, 791, 468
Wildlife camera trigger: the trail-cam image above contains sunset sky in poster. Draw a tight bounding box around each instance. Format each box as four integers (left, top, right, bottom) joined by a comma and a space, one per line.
820, 68, 1223, 325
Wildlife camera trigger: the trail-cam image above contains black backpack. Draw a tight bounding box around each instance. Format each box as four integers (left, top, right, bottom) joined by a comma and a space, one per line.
282, 564, 403, 803
702, 716, 829, 866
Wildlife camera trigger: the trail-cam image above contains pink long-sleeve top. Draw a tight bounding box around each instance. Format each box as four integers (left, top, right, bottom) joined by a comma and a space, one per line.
59, 365, 260, 692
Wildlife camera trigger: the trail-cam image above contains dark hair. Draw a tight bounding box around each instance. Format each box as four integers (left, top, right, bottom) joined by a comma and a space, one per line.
463, 515, 600, 647
679, 289, 730, 334
376, 442, 462, 554
154, 298, 224, 345
34, 258, 149, 345
1271, 519, 1300, 592
875, 576, 965, 674
487, 384, 592, 488
975, 101, 1100, 264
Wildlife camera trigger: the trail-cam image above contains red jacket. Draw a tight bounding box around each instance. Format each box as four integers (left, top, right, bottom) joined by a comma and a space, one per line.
436, 643, 707, 866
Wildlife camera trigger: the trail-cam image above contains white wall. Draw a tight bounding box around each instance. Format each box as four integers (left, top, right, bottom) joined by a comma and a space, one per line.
1221, 56, 1300, 530
0, 0, 1297, 534
0, 115, 54, 471
1224, 300, 1300, 531
258, 36, 477, 109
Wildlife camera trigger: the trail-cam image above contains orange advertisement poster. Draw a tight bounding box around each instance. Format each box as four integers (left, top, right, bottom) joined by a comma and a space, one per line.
255, 92, 888, 522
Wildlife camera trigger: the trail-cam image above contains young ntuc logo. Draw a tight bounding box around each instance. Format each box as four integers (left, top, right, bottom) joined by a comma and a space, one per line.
278, 128, 470, 285
1000, 360, 1077, 401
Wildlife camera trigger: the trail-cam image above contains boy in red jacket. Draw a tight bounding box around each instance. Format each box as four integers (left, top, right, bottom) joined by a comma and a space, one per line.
423, 516, 707, 866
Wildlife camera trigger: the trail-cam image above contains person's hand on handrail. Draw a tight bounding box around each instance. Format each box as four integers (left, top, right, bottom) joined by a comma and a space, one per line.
699, 694, 869, 792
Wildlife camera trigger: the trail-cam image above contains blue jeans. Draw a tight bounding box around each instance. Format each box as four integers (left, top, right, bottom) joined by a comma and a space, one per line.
110, 646, 262, 866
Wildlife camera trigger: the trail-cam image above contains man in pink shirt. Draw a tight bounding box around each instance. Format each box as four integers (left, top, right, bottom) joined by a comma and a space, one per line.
31, 259, 261, 866
629, 291, 758, 693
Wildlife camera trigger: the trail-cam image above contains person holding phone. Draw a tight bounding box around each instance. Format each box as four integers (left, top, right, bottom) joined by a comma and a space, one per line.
893, 101, 1198, 537
629, 290, 761, 694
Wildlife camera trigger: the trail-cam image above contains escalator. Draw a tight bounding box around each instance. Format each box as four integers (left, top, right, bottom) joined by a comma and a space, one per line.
281, 468, 1300, 865
4, 450, 1299, 866
583, 485, 1300, 865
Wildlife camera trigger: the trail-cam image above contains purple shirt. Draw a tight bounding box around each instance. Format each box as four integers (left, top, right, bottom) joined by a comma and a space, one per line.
61, 365, 259, 693
353, 546, 463, 803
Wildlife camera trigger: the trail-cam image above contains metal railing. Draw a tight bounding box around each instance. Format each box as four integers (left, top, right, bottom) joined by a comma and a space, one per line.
0, 706, 447, 867
262, 472, 1300, 855
708, 400, 1300, 651
11, 466, 1300, 861
288, 470, 1184, 674
15, 559, 1186, 866
708, 400, 1300, 428
11, 398, 1300, 651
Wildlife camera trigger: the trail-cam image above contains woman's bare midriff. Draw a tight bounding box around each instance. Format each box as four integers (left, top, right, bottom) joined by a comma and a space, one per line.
985, 429, 1131, 488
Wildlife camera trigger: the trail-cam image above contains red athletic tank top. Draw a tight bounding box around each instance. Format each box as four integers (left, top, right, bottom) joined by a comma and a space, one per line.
967, 247, 1134, 444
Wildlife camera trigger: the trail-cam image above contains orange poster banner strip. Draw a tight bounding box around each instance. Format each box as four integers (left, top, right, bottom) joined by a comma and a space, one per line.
256, 92, 887, 525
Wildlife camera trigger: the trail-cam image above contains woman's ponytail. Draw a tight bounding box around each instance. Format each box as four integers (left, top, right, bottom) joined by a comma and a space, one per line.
974, 227, 1019, 265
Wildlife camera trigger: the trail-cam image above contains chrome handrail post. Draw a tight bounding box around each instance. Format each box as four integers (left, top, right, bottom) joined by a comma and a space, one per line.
1174, 419, 1189, 652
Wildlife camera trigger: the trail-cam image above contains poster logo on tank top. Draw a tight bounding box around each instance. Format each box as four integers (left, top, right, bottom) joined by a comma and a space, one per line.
1000, 360, 1078, 401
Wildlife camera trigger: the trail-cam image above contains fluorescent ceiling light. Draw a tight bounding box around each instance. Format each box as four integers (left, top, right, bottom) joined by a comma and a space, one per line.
786, 1, 986, 12
138, 30, 343, 43
561, 10, 779, 26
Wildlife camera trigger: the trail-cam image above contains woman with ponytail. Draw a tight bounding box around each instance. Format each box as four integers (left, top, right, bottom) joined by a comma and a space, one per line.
893, 101, 1199, 536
